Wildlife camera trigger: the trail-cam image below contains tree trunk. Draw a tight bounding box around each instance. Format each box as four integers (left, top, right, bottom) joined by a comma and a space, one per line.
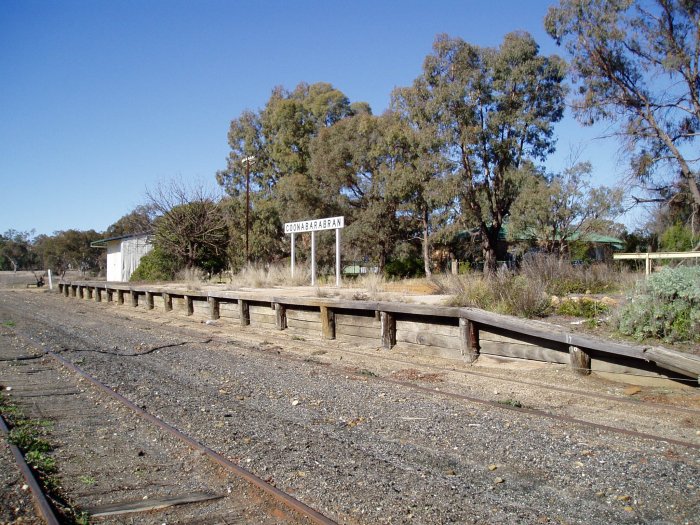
481, 224, 499, 274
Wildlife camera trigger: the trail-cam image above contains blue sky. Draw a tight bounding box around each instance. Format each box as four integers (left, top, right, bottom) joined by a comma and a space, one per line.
0, 0, 636, 237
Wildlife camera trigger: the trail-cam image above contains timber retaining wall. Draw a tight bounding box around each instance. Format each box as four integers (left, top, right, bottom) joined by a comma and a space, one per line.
58, 281, 700, 384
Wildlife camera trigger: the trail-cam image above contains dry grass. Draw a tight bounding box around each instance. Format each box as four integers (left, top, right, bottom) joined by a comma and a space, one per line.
225, 263, 311, 289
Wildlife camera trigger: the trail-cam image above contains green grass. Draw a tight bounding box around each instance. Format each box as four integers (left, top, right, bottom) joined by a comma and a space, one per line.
1, 320, 16, 327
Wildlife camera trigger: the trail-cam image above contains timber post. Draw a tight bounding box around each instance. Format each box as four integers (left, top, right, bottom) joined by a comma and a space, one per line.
185, 295, 194, 316
162, 293, 172, 312
459, 318, 480, 363
320, 306, 335, 340
208, 297, 220, 320
275, 303, 287, 330
106, 289, 113, 303
117, 290, 124, 305
94, 288, 102, 302
380, 311, 396, 349
569, 346, 591, 376
146, 291, 154, 310
130, 290, 138, 308
240, 300, 250, 326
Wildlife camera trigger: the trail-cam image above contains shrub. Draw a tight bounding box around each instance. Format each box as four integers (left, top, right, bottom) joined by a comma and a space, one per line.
556, 298, 609, 318
446, 271, 551, 318
616, 266, 700, 343
384, 257, 424, 278
130, 247, 180, 282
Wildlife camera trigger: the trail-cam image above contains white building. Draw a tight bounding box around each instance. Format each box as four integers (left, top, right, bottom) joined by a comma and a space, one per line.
91, 233, 153, 282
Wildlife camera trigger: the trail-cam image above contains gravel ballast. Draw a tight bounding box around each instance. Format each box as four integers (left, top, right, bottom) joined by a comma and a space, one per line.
1, 289, 698, 524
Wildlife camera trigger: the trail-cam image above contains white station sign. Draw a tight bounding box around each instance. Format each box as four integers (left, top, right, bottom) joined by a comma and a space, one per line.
284, 216, 344, 234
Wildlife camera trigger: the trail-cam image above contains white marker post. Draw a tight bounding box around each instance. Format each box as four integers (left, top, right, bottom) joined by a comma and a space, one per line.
284, 216, 345, 287
47, 269, 53, 290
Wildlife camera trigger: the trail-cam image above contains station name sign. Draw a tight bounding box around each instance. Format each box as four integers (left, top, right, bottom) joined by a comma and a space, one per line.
284, 216, 345, 234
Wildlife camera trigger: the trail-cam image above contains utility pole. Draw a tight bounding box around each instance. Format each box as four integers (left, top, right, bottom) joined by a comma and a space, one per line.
242, 156, 255, 263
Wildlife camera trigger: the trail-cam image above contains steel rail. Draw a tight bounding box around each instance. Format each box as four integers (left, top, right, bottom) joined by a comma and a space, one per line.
0, 414, 61, 525
49, 348, 337, 525
10, 333, 337, 525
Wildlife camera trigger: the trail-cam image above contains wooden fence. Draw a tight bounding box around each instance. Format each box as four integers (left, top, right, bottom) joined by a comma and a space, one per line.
58, 281, 700, 384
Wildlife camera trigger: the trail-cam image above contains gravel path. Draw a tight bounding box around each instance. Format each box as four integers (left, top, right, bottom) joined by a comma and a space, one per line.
1, 289, 699, 524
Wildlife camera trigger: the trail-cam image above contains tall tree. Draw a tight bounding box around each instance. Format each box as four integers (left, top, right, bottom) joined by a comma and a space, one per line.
310, 112, 404, 270
391, 85, 455, 277
0, 230, 36, 272
415, 32, 567, 271
545, 0, 700, 209
33, 230, 102, 275
217, 82, 362, 263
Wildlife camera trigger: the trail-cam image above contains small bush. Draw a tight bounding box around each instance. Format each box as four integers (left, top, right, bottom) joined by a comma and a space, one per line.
446, 271, 551, 318
616, 266, 700, 343
130, 247, 180, 282
557, 298, 609, 318
384, 257, 424, 278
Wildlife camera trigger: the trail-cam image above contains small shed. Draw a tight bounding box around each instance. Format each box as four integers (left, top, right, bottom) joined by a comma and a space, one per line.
91, 233, 153, 282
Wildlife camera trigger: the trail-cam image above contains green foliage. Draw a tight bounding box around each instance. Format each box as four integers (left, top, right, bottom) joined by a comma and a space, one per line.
546, 0, 700, 208
660, 223, 697, 252
420, 31, 567, 271
25, 450, 57, 474
9, 423, 52, 453
0, 229, 37, 271
616, 266, 700, 343
148, 181, 229, 273
557, 298, 609, 319
34, 229, 102, 275
384, 257, 424, 278
105, 205, 154, 237
130, 247, 179, 282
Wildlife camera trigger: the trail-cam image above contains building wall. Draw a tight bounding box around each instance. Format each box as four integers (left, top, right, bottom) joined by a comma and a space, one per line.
105, 236, 153, 282
120, 236, 153, 281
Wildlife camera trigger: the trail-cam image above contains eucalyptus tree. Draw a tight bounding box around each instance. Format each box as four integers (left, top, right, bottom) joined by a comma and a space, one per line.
391, 84, 455, 276
415, 32, 567, 271
546, 0, 700, 209
217, 82, 359, 261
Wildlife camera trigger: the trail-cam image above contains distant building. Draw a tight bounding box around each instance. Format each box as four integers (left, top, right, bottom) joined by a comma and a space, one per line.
91, 233, 153, 282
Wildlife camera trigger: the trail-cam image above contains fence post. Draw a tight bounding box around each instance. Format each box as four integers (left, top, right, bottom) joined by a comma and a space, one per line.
569, 346, 591, 376
208, 297, 220, 320
240, 300, 250, 326
380, 311, 396, 349
321, 306, 335, 340
460, 318, 480, 363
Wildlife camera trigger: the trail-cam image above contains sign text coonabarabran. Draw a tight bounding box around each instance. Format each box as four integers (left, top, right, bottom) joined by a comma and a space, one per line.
284, 216, 345, 234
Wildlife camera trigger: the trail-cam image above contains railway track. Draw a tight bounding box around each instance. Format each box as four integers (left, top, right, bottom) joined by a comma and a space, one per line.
2, 289, 699, 525
15, 293, 700, 450
0, 327, 334, 524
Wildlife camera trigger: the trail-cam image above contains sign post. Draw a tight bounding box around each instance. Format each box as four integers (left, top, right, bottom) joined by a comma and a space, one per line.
284, 216, 345, 287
